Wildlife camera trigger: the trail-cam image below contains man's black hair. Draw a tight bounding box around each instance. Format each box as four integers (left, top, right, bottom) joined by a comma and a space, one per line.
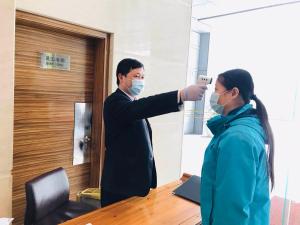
116, 58, 144, 85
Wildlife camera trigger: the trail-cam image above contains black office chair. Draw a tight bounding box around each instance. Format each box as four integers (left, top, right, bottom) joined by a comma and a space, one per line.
24, 167, 97, 225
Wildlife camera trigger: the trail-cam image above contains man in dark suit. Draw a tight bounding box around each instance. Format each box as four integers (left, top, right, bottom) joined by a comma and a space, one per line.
101, 58, 207, 207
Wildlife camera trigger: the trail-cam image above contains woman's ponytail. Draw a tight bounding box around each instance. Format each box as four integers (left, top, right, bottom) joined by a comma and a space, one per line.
251, 95, 275, 190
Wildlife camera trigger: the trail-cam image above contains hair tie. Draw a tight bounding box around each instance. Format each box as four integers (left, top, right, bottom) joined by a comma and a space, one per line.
251, 94, 257, 100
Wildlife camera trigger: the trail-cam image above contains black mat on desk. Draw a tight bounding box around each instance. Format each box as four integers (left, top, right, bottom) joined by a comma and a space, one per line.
172, 175, 201, 205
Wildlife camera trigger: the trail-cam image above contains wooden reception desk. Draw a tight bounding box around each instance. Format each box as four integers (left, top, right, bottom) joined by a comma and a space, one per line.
60, 174, 201, 225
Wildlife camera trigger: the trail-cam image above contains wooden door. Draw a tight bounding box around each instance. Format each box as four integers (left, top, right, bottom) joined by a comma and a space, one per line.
13, 11, 109, 225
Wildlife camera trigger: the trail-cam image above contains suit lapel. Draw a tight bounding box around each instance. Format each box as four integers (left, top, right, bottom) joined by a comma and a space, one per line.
117, 88, 153, 144
116, 88, 133, 101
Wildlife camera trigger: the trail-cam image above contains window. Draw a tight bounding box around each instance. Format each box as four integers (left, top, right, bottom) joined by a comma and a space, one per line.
183, 31, 210, 135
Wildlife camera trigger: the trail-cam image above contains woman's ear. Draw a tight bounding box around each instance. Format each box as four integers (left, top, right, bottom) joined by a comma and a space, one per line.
231, 87, 240, 98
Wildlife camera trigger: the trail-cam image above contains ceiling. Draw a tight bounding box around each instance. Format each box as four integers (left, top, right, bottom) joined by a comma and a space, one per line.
192, 0, 300, 20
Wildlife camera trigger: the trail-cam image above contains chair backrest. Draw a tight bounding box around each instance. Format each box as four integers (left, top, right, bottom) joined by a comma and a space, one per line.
24, 167, 70, 225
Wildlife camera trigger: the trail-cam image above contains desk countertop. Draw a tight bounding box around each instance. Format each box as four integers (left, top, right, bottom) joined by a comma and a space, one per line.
60, 179, 201, 225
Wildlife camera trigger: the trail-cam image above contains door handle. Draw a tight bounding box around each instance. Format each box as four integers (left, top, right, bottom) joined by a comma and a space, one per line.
79, 136, 91, 150
83, 135, 91, 143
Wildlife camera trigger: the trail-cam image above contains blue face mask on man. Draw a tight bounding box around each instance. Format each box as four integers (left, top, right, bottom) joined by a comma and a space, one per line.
129, 79, 145, 96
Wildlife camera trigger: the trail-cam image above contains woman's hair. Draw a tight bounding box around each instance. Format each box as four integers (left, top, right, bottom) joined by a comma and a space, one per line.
218, 69, 275, 190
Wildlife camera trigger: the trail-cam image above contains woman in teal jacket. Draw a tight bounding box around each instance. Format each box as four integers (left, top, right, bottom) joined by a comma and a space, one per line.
200, 69, 274, 225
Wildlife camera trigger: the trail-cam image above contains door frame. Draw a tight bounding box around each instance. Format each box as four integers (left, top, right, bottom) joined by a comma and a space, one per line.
16, 10, 110, 187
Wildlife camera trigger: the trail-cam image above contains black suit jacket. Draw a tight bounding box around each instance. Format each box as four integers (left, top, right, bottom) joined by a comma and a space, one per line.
101, 88, 181, 196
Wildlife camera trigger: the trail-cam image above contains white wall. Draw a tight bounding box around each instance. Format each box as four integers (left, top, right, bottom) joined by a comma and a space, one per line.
0, 0, 15, 217
0, 0, 192, 215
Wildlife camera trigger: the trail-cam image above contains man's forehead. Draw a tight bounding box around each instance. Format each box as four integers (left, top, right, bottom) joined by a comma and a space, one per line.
131, 68, 144, 76
131, 67, 143, 72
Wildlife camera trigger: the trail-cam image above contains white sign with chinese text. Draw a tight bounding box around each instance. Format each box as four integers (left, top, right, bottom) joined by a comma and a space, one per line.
40, 52, 70, 71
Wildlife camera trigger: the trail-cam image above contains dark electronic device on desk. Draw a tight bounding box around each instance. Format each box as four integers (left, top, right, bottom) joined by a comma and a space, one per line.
172, 175, 201, 205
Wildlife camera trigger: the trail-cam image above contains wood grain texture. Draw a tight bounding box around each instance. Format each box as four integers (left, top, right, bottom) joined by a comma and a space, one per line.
13, 11, 109, 225
16, 11, 108, 39
181, 173, 192, 182
60, 180, 201, 225
90, 37, 109, 187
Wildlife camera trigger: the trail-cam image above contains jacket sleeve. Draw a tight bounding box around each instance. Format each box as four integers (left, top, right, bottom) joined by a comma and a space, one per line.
107, 91, 180, 124
212, 132, 257, 225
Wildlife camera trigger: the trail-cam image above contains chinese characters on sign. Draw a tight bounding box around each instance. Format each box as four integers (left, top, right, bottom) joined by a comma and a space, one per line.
40, 52, 70, 70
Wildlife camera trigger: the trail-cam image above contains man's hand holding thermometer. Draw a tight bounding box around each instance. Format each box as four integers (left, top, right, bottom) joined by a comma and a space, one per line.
179, 75, 212, 101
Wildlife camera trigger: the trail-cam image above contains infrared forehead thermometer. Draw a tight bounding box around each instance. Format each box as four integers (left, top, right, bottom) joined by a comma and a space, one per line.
198, 75, 213, 85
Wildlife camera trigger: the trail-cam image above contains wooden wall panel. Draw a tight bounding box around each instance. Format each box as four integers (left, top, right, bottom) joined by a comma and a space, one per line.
13, 22, 97, 225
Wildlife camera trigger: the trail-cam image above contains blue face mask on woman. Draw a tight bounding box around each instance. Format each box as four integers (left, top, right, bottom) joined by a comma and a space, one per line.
210, 90, 230, 114
129, 79, 145, 96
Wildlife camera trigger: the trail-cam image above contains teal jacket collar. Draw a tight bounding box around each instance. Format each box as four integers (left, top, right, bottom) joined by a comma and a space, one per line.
207, 104, 256, 136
